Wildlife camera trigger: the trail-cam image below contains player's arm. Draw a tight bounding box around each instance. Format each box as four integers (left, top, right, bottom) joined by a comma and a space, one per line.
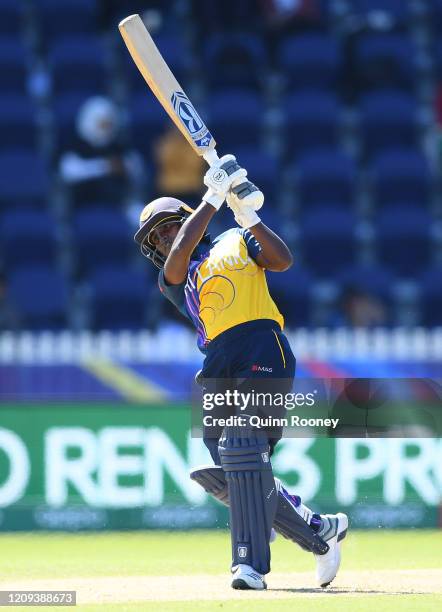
164, 155, 247, 284
226, 188, 293, 272
249, 223, 293, 272
164, 202, 217, 284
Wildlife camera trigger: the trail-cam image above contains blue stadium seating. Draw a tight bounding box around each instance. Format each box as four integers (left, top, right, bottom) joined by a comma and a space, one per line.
419, 266, 442, 327
89, 266, 148, 330
128, 93, 170, 156
360, 90, 418, 158
208, 89, 264, 150
295, 147, 356, 207
377, 206, 432, 277
266, 265, 314, 327
337, 263, 395, 301
285, 91, 340, 158
203, 33, 267, 91
300, 206, 356, 277
73, 208, 133, 276
8, 265, 68, 329
49, 37, 107, 94
232, 148, 279, 198
0, 95, 37, 151
0, 37, 28, 93
353, 0, 411, 23
0, 1, 22, 35
354, 33, 415, 91
0, 210, 57, 270
278, 33, 341, 91
38, 0, 98, 40
371, 148, 432, 208
0, 151, 49, 206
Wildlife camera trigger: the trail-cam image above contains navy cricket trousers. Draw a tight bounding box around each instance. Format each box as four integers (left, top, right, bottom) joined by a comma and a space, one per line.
200, 319, 296, 464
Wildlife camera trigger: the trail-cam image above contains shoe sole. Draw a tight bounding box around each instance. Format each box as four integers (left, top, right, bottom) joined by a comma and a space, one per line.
231, 578, 267, 590
320, 513, 348, 588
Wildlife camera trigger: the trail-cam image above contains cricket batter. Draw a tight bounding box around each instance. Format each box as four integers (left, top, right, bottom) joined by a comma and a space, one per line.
135, 154, 348, 590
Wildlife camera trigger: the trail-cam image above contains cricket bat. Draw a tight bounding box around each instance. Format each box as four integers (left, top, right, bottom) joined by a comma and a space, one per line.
119, 14, 219, 165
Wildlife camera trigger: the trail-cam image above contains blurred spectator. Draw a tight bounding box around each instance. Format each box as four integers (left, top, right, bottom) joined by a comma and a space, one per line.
58, 96, 143, 207
153, 127, 205, 208
338, 286, 388, 328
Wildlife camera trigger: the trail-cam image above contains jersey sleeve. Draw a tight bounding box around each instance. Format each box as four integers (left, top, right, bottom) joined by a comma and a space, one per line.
158, 269, 188, 317
240, 228, 262, 261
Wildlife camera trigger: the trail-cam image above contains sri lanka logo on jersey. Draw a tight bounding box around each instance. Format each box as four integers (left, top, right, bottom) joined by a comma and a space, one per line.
171, 91, 213, 148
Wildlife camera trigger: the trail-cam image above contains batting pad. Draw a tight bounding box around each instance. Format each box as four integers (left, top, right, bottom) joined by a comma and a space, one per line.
190, 465, 329, 555
218, 426, 277, 575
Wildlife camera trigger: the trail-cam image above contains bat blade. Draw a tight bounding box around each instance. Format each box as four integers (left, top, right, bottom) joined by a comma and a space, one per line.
119, 14, 216, 158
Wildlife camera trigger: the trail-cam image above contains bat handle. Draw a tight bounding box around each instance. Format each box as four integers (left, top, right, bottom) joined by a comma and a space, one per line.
203, 148, 219, 166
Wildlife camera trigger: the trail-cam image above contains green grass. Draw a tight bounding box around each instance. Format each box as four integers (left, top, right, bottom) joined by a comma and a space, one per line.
0, 530, 440, 579
81, 598, 440, 612
0, 530, 440, 611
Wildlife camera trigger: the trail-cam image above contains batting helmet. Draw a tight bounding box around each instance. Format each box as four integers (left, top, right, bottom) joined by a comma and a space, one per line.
134, 197, 197, 269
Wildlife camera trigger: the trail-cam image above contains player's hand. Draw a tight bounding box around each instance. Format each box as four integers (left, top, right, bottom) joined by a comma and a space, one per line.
229, 178, 264, 211
202, 154, 247, 210
226, 191, 261, 229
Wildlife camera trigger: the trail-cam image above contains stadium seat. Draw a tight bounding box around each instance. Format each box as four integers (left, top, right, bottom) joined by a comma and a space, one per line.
377, 206, 432, 277
278, 33, 341, 91
300, 206, 356, 277
266, 265, 314, 327
203, 33, 267, 91
0, 150, 49, 206
208, 89, 264, 150
8, 265, 68, 329
294, 147, 356, 207
0, 38, 28, 93
38, 0, 98, 40
49, 36, 107, 95
0, 1, 22, 35
337, 263, 395, 301
419, 266, 442, 327
0, 210, 57, 270
354, 33, 416, 92
73, 208, 134, 276
89, 265, 148, 330
360, 90, 419, 158
0, 95, 37, 151
284, 91, 340, 159
352, 0, 410, 22
371, 148, 432, 208
128, 93, 170, 157
233, 148, 279, 199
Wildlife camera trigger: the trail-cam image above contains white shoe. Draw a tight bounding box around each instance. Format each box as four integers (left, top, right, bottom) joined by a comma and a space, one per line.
314, 513, 348, 588
231, 564, 267, 590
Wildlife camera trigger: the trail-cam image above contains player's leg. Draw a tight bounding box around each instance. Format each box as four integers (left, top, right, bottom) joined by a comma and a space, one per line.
218, 424, 277, 590
190, 464, 348, 587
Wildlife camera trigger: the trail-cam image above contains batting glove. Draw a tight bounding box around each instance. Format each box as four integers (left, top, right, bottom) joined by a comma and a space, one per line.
230, 178, 264, 211
203, 154, 247, 210
226, 191, 261, 229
